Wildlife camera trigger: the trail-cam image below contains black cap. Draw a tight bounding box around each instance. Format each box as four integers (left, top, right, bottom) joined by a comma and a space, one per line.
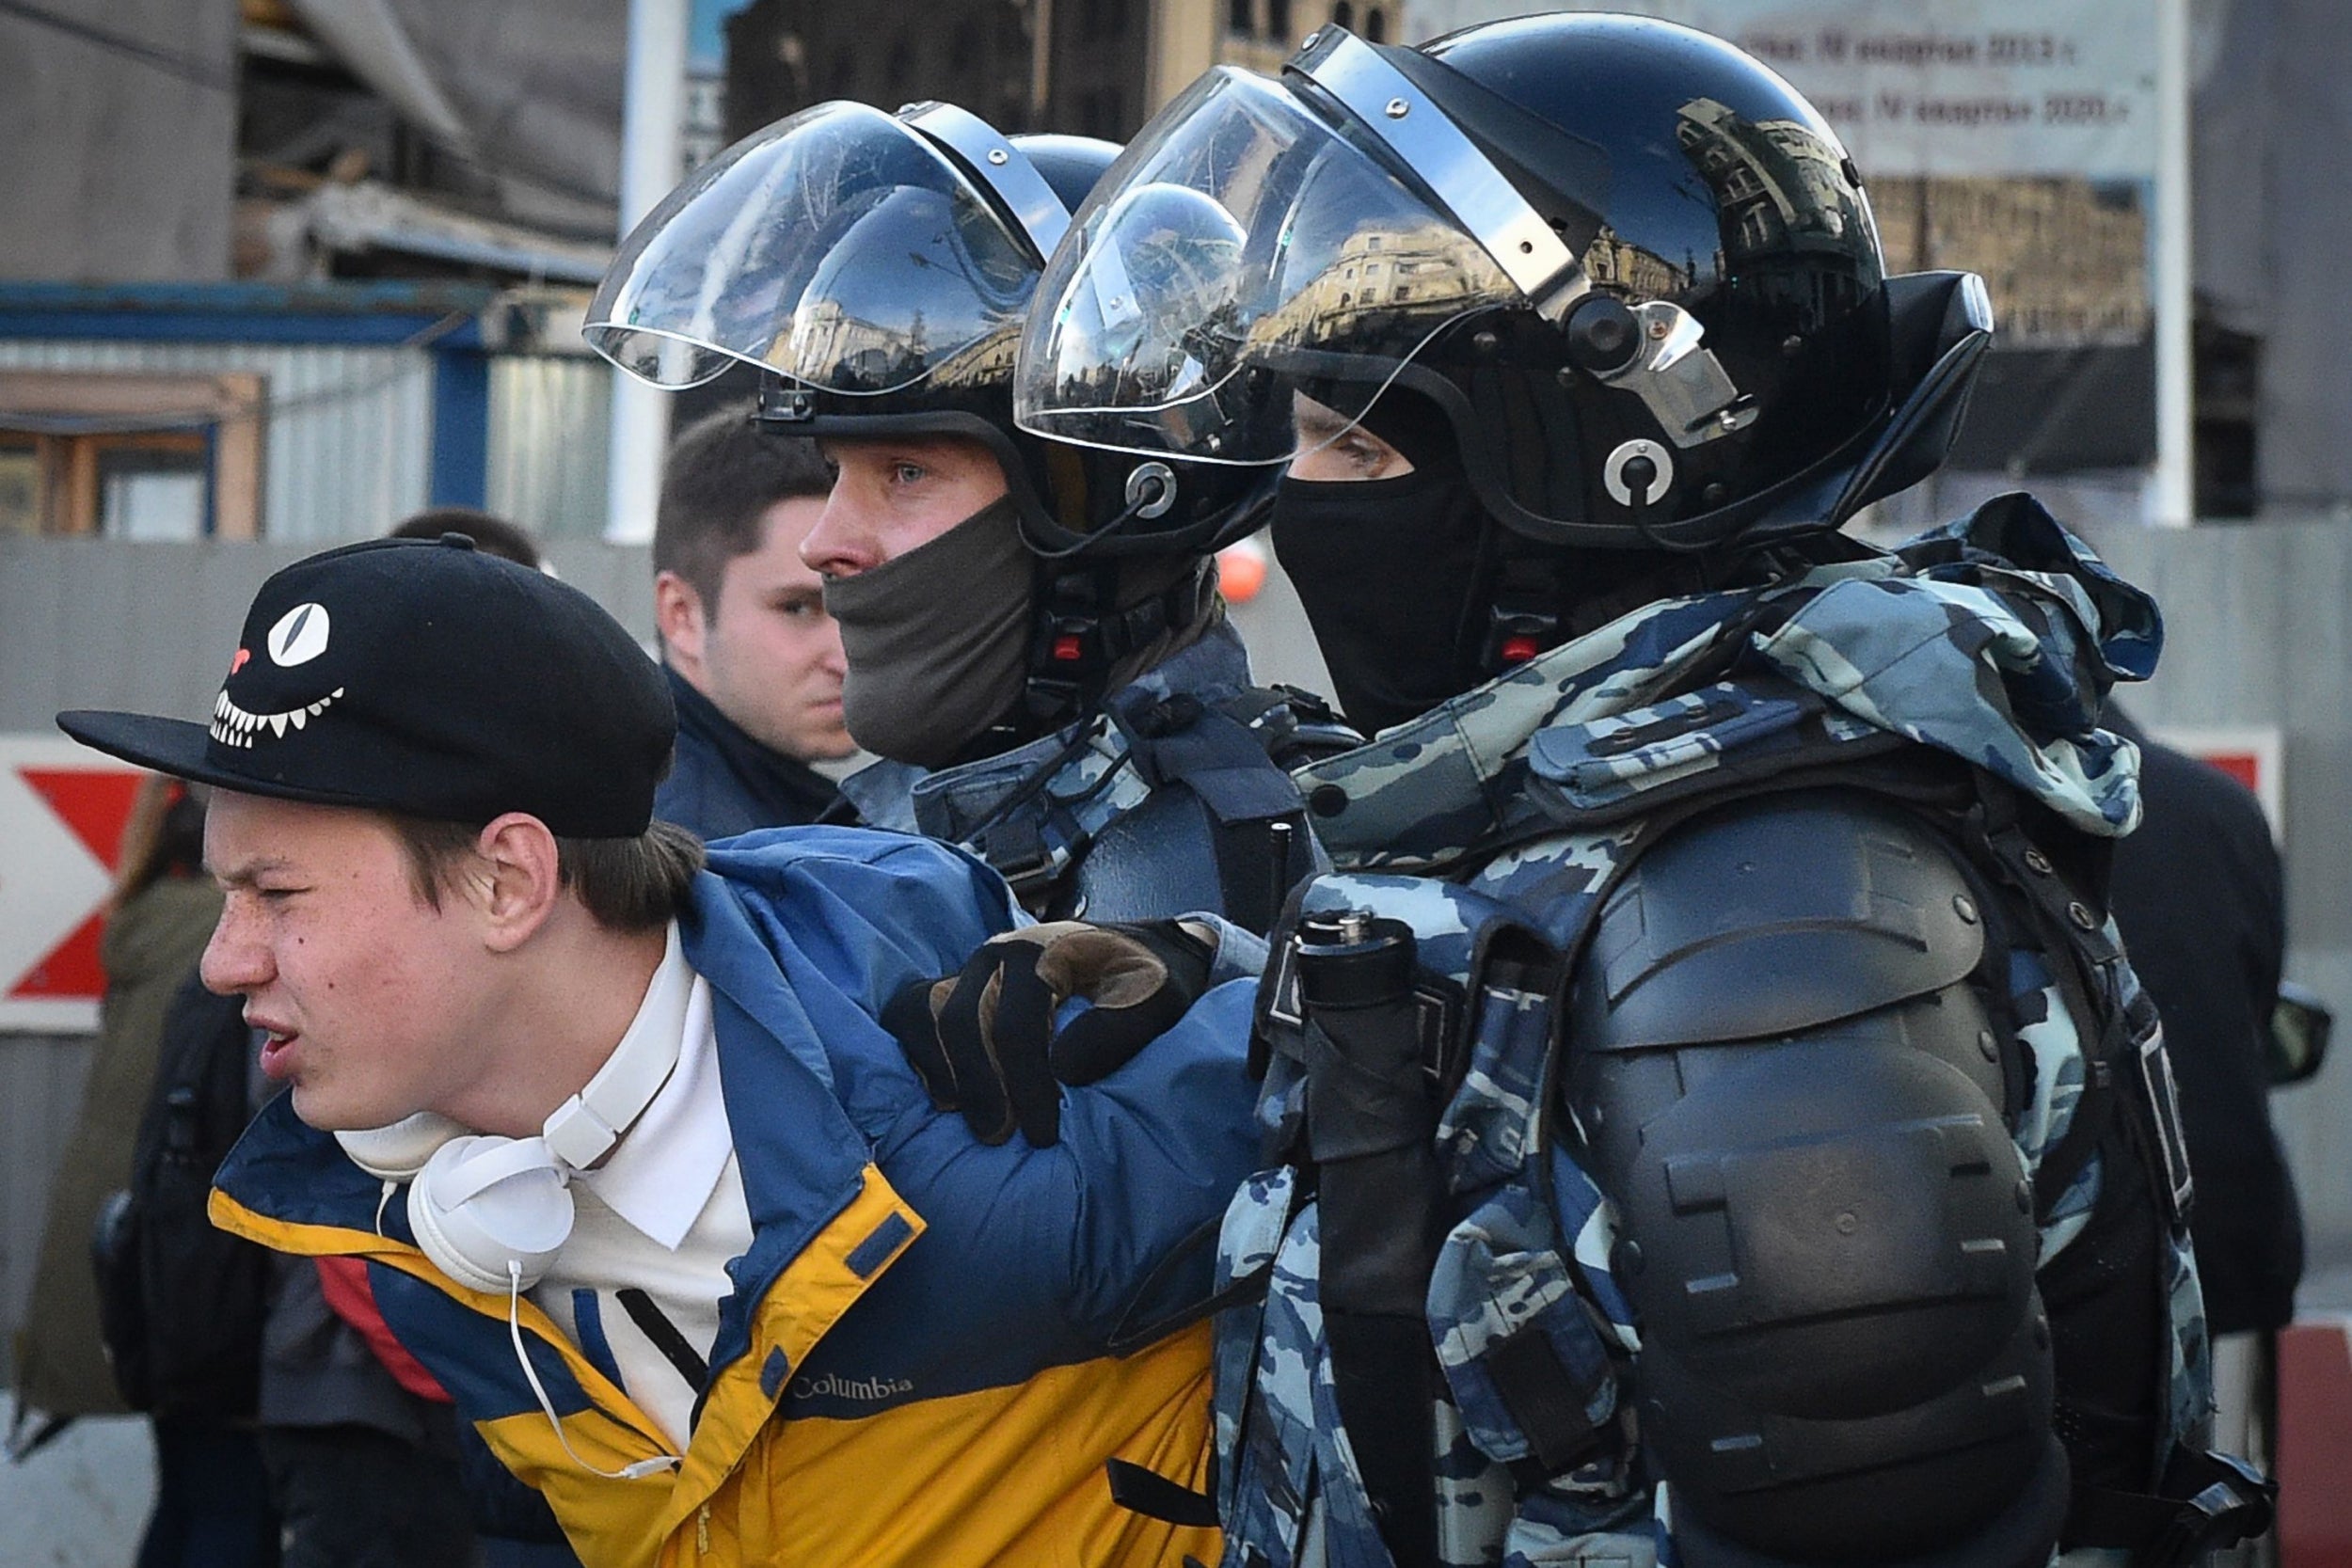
59, 535, 675, 837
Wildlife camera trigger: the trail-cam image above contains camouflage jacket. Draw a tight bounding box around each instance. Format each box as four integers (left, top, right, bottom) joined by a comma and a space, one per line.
836, 617, 1350, 926
1215, 495, 2203, 1568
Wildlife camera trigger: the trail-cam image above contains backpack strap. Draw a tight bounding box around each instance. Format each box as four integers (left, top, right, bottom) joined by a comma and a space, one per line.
1952, 775, 2269, 1557
933, 685, 1332, 929
1111, 688, 1323, 933
1960, 777, 2191, 1231
106, 972, 273, 1418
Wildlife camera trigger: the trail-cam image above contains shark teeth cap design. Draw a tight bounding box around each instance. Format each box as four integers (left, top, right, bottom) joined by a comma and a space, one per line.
210, 689, 344, 750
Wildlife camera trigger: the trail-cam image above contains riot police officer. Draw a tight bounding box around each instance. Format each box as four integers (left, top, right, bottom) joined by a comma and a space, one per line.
588, 103, 1346, 938
1011, 14, 2265, 1566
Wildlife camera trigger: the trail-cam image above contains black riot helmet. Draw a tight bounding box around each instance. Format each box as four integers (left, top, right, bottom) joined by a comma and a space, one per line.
587, 102, 1276, 561
1014, 13, 1996, 554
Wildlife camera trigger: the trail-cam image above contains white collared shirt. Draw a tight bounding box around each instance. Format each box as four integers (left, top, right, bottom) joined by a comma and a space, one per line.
533, 924, 750, 1450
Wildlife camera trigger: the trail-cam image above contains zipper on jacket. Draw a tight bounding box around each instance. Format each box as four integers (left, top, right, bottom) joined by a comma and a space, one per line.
696, 1504, 710, 1556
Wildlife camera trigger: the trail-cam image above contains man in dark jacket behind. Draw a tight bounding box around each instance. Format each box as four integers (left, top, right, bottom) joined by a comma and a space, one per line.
2106, 713, 2304, 1335
651, 410, 853, 838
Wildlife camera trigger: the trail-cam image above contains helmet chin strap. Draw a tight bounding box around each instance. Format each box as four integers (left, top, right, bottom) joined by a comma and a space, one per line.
1469, 461, 1717, 678
1019, 499, 1210, 735
1021, 564, 1176, 730
942, 556, 1207, 763
1017, 469, 1174, 731
1477, 532, 1565, 673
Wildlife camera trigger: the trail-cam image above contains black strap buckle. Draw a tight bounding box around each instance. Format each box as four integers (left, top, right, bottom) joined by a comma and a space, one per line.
1024, 567, 1200, 729
973, 814, 1055, 893
2150, 1476, 2272, 1567
1482, 603, 1559, 671
2066, 1448, 2275, 1566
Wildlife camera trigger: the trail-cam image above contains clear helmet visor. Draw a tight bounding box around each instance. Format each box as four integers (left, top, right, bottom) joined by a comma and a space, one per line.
1013, 67, 1516, 465
586, 101, 1041, 394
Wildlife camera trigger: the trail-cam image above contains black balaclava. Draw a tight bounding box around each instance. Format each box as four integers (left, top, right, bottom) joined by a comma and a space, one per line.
1273, 388, 1692, 736
1270, 390, 1491, 736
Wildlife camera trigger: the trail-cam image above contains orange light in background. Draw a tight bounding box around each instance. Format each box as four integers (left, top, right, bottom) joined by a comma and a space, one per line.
1217, 537, 1268, 603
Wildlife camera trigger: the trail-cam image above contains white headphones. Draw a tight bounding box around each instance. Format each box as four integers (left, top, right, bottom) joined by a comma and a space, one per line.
334, 942, 691, 1295
328, 940, 693, 1482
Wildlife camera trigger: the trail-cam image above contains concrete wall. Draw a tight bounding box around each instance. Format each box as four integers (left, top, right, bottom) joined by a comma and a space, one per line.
0, 534, 660, 741
0, 0, 239, 283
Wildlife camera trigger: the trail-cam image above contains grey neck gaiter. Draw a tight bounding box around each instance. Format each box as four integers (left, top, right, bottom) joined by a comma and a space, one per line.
823, 494, 1033, 768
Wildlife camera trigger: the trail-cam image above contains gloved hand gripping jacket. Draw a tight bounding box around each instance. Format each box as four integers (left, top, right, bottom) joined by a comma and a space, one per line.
884, 918, 1219, 1147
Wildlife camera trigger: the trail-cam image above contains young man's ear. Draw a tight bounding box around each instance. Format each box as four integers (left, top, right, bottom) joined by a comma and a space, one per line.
654, 570, 709, 685
470, 813, 565, 952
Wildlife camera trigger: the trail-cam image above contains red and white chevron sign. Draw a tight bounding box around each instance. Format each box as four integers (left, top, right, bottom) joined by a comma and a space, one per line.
0, 736, 148, 1032
2150, 723, 2284, 842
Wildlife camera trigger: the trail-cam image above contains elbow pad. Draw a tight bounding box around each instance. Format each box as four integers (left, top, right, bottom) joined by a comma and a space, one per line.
1565, 791, 2067, 1568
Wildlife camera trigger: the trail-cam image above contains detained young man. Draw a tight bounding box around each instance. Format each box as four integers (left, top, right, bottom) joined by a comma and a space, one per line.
59, 533, 1258, 1567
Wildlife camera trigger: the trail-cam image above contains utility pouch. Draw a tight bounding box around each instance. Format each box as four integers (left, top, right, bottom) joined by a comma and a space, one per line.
1295, 910, 1446, 1568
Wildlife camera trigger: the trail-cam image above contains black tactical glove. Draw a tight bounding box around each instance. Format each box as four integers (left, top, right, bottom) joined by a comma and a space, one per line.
882, 919, 1219, 1148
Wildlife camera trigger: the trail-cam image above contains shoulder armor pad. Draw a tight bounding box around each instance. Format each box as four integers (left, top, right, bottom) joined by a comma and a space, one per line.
1064, 785, 1232, 925
1577, 791, 1985, 1051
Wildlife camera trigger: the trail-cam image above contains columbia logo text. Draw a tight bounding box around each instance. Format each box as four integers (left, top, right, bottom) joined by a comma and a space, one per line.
791, 1372, 914, 1402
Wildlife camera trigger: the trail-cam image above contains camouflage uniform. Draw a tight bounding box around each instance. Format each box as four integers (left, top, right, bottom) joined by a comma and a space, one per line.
1216, 495, 2205, 1568
837, 616, 1349, 922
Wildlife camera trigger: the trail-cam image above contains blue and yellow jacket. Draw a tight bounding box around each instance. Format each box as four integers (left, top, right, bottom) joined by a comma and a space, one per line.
211, 828, 1262, 1567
